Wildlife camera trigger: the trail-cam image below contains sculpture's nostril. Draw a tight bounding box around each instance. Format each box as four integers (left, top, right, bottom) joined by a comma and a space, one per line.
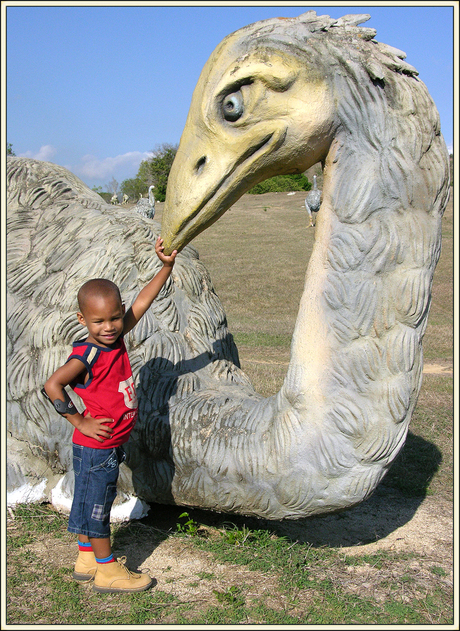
195, 156, 207, 174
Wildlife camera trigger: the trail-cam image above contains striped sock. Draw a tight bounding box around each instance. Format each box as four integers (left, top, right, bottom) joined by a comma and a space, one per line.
78, 540, 93, 552
95, 554, 115, 564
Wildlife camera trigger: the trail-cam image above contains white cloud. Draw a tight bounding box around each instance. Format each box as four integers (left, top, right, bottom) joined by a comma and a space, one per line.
19, 145, 57, 161
75, 151, 153, 181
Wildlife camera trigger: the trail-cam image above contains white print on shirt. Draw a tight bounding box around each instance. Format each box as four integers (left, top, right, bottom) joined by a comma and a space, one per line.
118, 376, 138, 409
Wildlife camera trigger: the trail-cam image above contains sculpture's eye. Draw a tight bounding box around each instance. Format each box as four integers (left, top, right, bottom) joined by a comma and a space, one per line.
222, 91, 244, 122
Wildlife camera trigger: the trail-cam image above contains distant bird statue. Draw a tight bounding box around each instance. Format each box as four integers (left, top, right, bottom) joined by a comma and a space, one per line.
7, 11, 450, 521
304, 174, 321, 227
135, 185, 155, 219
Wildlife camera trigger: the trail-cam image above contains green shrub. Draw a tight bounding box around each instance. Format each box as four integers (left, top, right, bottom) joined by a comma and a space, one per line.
248, 173, 311, 194
98, 192, 113, 203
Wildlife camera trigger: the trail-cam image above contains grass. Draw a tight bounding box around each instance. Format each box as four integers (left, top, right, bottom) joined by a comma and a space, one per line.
6, 503, 453, 625
5, 188, 454, 626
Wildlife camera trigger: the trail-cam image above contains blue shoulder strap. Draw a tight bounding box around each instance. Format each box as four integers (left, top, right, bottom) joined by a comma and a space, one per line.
66, 343, 101, 388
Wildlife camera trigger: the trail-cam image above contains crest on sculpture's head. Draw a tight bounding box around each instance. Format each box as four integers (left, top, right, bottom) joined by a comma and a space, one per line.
222, 11, 419, 83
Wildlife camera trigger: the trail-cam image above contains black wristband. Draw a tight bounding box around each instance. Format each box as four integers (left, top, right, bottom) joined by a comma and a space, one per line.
41, 387, 78, 416
53, 397, 78, 416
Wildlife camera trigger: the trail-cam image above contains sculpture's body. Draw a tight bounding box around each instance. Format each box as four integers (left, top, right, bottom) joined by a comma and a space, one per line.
305, 175, 321, 227
7, 12, 449, 520
6, 156, 241, 514
135, 185, 155, 219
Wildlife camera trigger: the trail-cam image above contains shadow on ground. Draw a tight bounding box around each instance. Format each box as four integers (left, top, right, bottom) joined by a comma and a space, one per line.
112, 430, 442, 567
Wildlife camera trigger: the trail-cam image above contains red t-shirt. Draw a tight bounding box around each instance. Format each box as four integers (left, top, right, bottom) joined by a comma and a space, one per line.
67, 337, 138, 448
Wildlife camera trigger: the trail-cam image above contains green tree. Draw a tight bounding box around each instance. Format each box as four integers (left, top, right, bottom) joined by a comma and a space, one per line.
7, 143, 16, 156
121, 143, 178, 203
143, 143, 178, 202
120, 177, 145, 202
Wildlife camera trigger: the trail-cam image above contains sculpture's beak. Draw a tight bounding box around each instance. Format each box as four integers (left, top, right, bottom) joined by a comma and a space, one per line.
161, 121, 287, 255
160, 39, 297, 255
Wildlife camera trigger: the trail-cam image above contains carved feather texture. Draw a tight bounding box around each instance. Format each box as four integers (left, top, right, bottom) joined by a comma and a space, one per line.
6, 157, 240, 493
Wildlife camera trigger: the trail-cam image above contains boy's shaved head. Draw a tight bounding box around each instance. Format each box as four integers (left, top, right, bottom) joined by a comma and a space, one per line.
77, 279, 122, 315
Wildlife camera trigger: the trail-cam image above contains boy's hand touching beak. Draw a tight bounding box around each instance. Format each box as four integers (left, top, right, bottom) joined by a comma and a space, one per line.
156, 236, 177, 266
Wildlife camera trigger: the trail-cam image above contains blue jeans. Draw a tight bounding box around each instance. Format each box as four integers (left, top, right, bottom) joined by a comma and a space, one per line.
68, 444, 126, 538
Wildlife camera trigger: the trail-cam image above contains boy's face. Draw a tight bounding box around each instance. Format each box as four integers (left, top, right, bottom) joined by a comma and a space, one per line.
77, 293, 125, 347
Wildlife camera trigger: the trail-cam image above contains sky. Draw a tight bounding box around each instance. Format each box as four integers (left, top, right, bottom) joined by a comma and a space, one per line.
3, 1, 456, 191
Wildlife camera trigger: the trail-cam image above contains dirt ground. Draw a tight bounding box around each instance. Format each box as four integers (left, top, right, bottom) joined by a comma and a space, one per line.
24, 486, 452, 617
132, 495, 453, 598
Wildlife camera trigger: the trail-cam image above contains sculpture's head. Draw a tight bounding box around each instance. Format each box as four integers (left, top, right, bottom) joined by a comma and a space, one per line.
161, 10, 431, 254
161, 12, 342, 253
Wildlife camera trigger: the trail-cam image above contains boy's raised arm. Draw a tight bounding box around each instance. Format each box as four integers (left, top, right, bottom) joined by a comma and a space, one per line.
123, 237, 177, 335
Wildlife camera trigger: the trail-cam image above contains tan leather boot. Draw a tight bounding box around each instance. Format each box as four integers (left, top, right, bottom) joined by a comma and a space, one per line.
93, 556, 153, 593
73, 549, 97, 582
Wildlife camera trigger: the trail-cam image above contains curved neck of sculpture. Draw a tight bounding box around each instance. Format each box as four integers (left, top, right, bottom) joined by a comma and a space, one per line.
276, 102, 447, 477
278, 51, 449, 414
280, 144, 339, 415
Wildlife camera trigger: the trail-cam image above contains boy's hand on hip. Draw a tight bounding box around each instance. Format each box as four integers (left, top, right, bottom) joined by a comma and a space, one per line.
77, 414, 115, 442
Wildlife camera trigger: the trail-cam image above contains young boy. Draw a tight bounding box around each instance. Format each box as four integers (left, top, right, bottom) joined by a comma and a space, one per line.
43, 236, 177, 594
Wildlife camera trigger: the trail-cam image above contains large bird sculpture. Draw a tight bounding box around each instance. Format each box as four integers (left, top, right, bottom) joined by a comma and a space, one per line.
304, 174, 321, 227
7, 11, 449, 521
